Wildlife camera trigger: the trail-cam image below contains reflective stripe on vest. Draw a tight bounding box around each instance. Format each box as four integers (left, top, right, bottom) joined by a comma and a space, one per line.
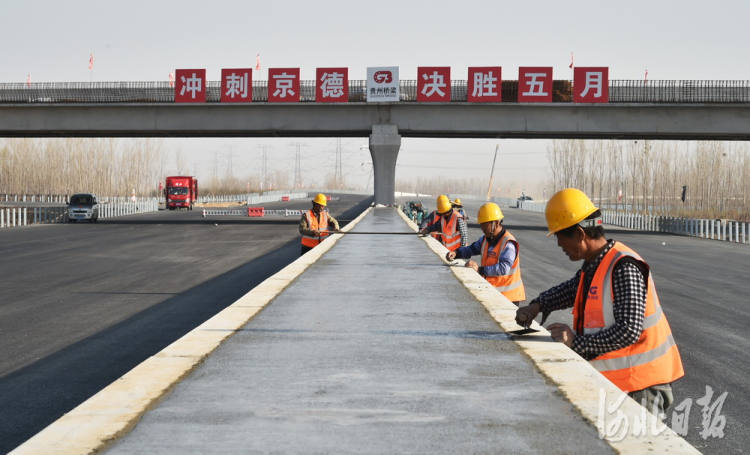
441, 212, 462, 251
573, 242, 684, 392
480, 231, 525, 301
301, 210, 329, 248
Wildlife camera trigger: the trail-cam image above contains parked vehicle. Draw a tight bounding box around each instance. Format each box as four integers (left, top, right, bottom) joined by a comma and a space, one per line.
165, 176, 198, 210
68, 193, 99, 223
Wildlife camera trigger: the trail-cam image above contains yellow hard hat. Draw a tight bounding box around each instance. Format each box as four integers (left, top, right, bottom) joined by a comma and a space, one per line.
436, 195, 452, 214
545, 188, 598, 236
452, 198, 462, 206
312, 193, 327, 206
477, 203, 504, 224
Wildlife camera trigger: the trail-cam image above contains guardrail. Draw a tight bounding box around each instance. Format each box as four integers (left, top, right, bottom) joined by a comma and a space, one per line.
511, 200, 750, 244
0, 200, 160, 229
6, 80, 750, 104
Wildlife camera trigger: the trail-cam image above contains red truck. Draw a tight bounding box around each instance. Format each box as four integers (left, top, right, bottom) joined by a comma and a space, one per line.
164, 176, 198, 210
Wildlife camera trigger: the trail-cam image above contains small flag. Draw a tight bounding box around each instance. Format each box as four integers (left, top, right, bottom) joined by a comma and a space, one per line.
645, 69, 648, 83
255, 54, 261, 71
681, 185, 687, 202
169, 72, 175, 87
159, 182, 163, 191
89, 54, 94, 70
618, 188, 622, 202
569, 52, 574, 69
26, 74, 31, 87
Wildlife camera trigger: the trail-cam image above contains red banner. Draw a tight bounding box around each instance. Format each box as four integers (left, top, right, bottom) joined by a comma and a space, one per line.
221, 68, 253, 102
417, 67, 450, 102
518, 67, 553, 103
574, 67, 609, 103
468, 67, 502, 102
268, 68, 300, 103
316, 68, 348, 102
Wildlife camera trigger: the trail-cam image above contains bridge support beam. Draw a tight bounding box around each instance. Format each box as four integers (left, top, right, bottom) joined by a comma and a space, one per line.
369, 125, 401, 206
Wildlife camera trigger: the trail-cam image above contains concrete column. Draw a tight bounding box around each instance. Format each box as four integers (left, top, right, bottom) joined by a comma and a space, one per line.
369, 125, 401, 206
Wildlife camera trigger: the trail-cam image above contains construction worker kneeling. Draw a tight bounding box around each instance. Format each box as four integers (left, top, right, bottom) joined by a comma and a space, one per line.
419, 195, 468, 251
515, 188, 684, 418
299, 193, 340, 256
446, 202, 525, 304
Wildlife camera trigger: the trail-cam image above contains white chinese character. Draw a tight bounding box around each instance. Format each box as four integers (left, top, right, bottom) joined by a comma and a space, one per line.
598, 389, 629, 441
696, 386, 728, 440
579, 72, 603, 98
180, 73, 202, 99
671, 397, 693, 436
320, 72, 344, 98
272, 72, 296, 98
522, 73, 549, 97
421, 71, 446, 98
472, 71, 497, 97
225, 73, 249, 99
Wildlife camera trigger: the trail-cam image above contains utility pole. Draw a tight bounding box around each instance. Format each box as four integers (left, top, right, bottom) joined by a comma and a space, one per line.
486, 144, 500, 201
288, 142, 306, 188
335, 138, 343, 189
256, 144, 272, 191
222, 144, 233, 178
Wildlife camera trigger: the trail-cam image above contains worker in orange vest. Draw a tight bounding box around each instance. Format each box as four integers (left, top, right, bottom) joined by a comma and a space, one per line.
446, 202, 525, 303
515, 188, 684, 418
299, 193, 340, 255
419, 195, 468, 251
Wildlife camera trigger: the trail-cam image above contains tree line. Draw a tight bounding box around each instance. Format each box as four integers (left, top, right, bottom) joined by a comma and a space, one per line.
0, 138, 168, 197
548, 140, 750, 221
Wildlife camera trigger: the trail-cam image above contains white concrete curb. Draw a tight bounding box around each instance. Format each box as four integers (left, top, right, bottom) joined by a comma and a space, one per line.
10, 207, 373, 455
397, 208, 700, 454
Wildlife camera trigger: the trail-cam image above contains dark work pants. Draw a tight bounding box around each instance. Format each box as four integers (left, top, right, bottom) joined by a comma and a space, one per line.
629, 383, 675, 419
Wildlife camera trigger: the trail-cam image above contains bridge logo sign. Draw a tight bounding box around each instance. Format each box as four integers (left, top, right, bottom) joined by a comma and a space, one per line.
367, 66, 399, 102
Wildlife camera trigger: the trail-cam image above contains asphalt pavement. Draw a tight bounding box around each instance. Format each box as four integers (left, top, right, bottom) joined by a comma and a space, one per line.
0, 194, 372, 454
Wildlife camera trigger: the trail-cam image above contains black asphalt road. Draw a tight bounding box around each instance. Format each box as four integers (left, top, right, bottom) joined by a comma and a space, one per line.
0, 194, 372, 454
450, 200, 747, 455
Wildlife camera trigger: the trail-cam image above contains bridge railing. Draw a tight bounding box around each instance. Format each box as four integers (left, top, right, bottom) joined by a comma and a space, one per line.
4, 80, 750, 104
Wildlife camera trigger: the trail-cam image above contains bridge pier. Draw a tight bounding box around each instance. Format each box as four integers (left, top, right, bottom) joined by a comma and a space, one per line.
369, 125, 401, 206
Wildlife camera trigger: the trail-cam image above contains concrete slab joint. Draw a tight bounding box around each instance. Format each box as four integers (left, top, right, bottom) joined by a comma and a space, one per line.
369, 124, 401, 207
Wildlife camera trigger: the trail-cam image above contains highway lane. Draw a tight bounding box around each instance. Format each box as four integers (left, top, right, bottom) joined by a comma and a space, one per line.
0, 194, 372, 454
446, 200, 747, 455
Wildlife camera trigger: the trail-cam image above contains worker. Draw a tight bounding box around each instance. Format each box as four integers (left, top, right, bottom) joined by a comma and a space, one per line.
419, 195, 468, 251
446, 202, 525, 303
452, 198, 469, 220
515, 188, 684, 417
299, 193, 340, 255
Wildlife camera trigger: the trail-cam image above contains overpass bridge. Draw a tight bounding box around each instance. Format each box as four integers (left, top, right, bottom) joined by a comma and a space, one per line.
2, 79, 750, 205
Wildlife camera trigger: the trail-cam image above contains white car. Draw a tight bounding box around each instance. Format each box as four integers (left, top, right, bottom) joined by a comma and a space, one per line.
68, 193, 99, 223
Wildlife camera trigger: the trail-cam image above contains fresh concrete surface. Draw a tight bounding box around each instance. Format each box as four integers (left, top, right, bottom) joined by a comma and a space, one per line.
13, 208, 698, 454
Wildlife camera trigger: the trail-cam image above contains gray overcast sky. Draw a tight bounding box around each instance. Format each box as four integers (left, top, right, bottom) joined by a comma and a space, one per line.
2, 0, 746, 195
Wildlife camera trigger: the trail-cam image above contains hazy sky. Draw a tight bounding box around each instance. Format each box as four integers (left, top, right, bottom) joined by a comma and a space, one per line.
2, 0, 746, 195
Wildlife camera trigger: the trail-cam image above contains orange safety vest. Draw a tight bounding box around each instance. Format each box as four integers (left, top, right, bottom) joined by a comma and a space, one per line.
440, 212, 462, 251
426, 211, 441, 241
301, 209, 330, 248
572, 242, 684, 392
480, 231, 525, 302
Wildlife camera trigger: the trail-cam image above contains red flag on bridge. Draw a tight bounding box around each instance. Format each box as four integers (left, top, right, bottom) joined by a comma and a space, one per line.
645, 69, 648, 83
26, 74, 31, 87
89, 54, 94, 70
569, 52, 574, 69
256, 54, 261, 71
